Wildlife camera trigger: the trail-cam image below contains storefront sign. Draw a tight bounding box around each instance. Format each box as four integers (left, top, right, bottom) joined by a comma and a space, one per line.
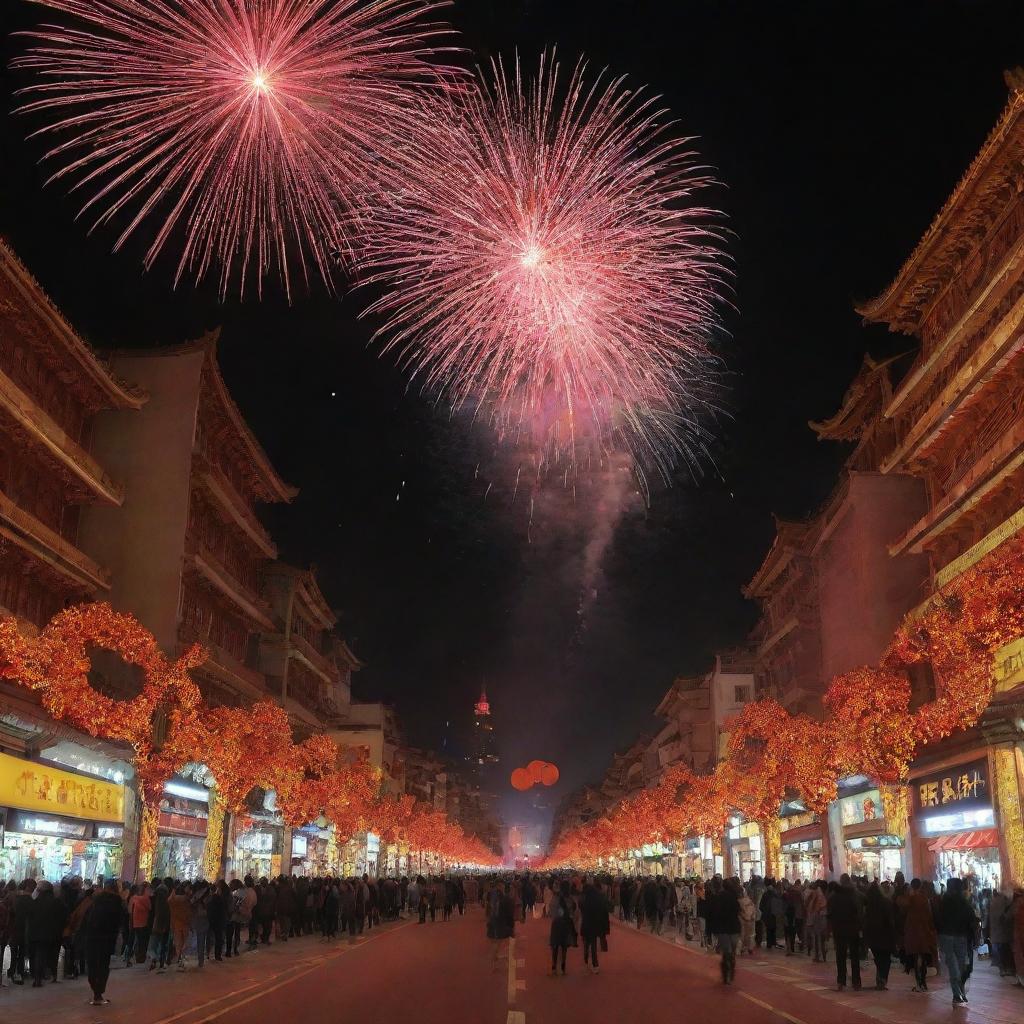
6, 811, 90, 838
158, 810, 208, 837
913, 758, 989, 815
0, 751, 124, 823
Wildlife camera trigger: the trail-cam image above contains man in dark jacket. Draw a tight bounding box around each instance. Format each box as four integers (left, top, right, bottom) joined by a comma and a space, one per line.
26, 880, 67, 986
580, 881, 610, 974
936, 877, 979, 1006
827, 874, 863, 991
86, 879, 122, 1005
7, 879, 34, 983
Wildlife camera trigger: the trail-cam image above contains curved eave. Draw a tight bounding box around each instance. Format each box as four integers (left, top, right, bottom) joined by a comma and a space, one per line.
0, 238, 147, 411
857, 79, 1024, 330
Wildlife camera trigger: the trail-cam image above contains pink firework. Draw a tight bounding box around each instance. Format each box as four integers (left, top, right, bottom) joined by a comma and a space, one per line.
13, 0, 460, 298
360, 54, 728, 474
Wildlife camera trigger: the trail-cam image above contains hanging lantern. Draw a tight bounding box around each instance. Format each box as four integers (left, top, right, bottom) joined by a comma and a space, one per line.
526, 759, 548, 783
540, 762, 560, 786
511, 767, 532, 791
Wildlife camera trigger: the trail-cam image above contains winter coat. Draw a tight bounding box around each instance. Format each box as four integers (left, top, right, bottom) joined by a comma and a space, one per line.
989, 892, 1012, 943
826, 886, 862, 940
902, 891, 937, 956
256, 885, 276, 920
935, 893, 978, 939
129, 892, 152, 929
863, 894, 896, 951
493, 893, 515, 941
709, 890, 741, 935
168, 893, 192, 932
579, 887, 610, 940
207, 891, 227, 928
86, 891, 123, 948
548, 895, 575, 948
26, 890, 67, 944
151, 885, 171, 934
276, 885, 297, 917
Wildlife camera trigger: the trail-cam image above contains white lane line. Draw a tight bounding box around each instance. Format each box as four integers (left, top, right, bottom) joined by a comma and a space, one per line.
507, 1012, 526, 1024
508, 936, 517, 1004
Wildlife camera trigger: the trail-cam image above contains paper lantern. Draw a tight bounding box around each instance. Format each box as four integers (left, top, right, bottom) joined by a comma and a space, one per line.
540, 762, 560, 786
526, 759, 548, 783
511, 767, 532, 791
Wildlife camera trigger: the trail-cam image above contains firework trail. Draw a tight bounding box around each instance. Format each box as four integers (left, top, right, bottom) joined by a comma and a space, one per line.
360, 52, 729, 478
13, 0, 460, 298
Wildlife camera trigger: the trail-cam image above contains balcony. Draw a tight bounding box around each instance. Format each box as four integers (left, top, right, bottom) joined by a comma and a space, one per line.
0, 368, 123, 505
289, 632, 337, 684
192, 453, 276, 558
177, 623, 266, 701
184, 537, 276, 631
0, 487, 109, 592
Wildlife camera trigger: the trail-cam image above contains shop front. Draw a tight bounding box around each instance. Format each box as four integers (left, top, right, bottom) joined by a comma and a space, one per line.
0, 750, 126, 882
837, 783, 903, 880
290, 826, 331, 876
228, 789, 285, 880
152, 777, 209, 881
911, 756, 1001, 888
726, 819, 762, 881
779, 801, 824, 881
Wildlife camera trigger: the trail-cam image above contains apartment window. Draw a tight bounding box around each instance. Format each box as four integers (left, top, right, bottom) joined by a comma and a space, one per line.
734, 685, 751, 704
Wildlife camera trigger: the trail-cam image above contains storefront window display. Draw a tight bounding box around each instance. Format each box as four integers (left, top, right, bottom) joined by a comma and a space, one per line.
846, 836, 903, 881
233, 823, 276, 880
913, 757, 1001, 888
153, 777, 210, 881
0, 751, 125, 882
727, 821, 763, 881
838, 784, 902, 880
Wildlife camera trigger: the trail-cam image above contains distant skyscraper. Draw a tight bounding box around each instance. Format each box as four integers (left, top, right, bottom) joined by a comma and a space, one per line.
468, 687, 498, 773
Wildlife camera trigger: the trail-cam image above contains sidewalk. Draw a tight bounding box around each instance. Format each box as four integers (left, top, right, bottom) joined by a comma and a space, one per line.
613, 915, 1023, 1024
0, 919, 409, 1024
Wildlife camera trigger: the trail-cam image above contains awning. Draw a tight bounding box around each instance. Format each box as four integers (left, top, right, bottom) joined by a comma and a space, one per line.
927, 828, 999, 852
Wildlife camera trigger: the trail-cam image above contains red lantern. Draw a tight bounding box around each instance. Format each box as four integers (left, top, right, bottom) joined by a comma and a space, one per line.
510, 767, 532, 791
526, 759, 547, 783
540, 762, 559, 786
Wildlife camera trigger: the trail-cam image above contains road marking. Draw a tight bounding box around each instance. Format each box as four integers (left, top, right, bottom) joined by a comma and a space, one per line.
163, 922, 414, 1024
740, 991, 808, 1024
507, 936, 518, 1004
507, 1012, 526, 1024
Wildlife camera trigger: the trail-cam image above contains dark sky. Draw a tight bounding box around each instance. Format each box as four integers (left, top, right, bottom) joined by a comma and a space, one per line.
3, 1, 1024, 841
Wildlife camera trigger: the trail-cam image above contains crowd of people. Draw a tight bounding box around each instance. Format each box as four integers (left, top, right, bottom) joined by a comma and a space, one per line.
608, 871, 1024, 1006
0, 872, 470, 1006
3, 867, 1023, 1010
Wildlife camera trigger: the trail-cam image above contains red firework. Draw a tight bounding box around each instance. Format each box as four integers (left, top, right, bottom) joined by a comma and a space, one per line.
13, 0, 460, 298
360, 54, 728, 474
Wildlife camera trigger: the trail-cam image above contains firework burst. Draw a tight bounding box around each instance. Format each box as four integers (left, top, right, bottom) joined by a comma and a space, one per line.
13, 0, 460, 298
360, 53, 729, 476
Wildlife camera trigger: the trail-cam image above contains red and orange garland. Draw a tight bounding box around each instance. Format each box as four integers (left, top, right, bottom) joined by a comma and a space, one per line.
0, 604, 498, 870
543, 535, 1024, 868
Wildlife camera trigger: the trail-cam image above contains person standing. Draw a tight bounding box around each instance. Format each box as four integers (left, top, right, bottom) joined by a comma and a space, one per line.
863, 882, 895, 990
191, 882, 211, 968
85, 879, 122, 1006
738, 884, 756, 956
904, 878, 937, 992
208, 881, 227, 961
276, 877, 295, 941
826, 874, 863, 992
580, 880, 609, 974
493, 883, 515, 971
935, 877, 978, 1007
127, 883, 152, 966
168, 883, 193, 971
26, 880, 66, 986
804, 881, 828, 962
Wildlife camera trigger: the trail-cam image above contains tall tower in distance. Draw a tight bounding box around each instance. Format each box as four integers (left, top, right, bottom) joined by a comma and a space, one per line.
468, 686, 499, 775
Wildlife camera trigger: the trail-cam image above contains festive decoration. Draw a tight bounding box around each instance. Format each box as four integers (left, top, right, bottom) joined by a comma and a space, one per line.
14, 0, 461, 299
0, 601, 494, 872
510, 767, 533, 791
543, 535, 1024, 868
526, 759, 548, 783
360, 53, 727, 475
540, 762, 560, 787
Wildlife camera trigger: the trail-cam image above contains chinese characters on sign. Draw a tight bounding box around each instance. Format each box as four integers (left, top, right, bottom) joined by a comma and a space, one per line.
914, 758, 989, 815
0, 752, 124, 823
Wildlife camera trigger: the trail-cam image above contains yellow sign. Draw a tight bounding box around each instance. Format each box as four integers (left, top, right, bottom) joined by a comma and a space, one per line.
0, 752, 124, 823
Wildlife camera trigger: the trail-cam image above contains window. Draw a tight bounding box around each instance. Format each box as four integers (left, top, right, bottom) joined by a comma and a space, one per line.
734, 685, 751, 704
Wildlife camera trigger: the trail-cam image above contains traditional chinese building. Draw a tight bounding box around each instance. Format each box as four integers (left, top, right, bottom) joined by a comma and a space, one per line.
0, 239, 146, 883
850, 69, 1024, 887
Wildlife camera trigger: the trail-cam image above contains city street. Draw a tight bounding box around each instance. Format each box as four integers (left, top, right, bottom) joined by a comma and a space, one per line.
5, 905, 1021, 1024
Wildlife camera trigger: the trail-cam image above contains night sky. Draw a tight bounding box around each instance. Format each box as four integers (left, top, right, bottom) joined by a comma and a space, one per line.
3, 1, 1024, 842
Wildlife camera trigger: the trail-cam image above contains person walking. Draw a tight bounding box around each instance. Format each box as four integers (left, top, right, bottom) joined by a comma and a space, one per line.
85, 879, 122, 1006
580, 880, 609, 974
493, 883, 515, 971
548, 882, 576, 976
710, 878, 742, 984
827, 874, 863, 992
988, 887, 1013, 975
935, 877, 979, 1007
804, 881, 828, 962
276, 877, 296, 941
863, 882, 895, 990
904, 878, 937, 992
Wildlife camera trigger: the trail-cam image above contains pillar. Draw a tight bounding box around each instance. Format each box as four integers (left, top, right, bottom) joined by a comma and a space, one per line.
993, 742, 1024, 887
